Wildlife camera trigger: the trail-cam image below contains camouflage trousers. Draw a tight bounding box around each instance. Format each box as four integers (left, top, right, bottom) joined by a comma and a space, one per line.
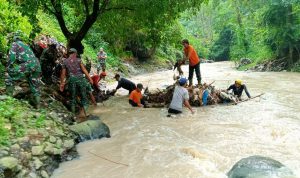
5, 63, 41, 97
68, 76, 89, 108
96, 62, 106, 73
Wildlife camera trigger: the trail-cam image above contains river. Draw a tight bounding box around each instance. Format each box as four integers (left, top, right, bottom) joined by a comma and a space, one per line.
52, 62, 300, 178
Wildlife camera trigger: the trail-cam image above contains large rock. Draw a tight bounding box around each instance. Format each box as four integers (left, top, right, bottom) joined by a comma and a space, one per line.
0, 157, 19, 177
31, 146, 44, 156
227, 155, 295, 178
33, 158, 43, 170
69, 115, 110, 141
63, 139, 75, 150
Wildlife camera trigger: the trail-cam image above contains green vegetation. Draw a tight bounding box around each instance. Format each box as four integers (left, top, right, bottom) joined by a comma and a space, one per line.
0, 97, 45, 146
0, 0, 299, 159
0, 0, 299, 71
0, 64, 5, 87
180, 0, 300, 70
0, 0, 32, 52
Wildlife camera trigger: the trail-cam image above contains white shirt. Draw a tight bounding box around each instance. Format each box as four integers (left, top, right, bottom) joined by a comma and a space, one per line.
169, 86, 189, 111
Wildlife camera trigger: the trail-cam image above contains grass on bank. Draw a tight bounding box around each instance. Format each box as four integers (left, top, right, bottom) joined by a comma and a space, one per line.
0, 97, 46, 146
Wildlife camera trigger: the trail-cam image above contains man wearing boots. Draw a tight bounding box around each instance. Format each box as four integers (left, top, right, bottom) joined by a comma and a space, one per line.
182, 39, 201, 87
5, 32, 42, 109
60, 48, 93, 117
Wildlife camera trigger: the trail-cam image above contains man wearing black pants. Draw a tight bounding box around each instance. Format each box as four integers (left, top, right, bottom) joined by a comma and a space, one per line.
114, 74, 136, 94
182, 39, 201, 86
189, 62, 201, 86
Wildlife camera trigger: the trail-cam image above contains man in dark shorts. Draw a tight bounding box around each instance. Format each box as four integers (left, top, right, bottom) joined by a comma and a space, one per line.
114, 74, 136, 94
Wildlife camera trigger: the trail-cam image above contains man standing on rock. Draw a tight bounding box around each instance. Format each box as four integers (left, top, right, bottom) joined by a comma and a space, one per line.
113, 74, 136, 94
182, 39, 201, 86
60, 48, 93, 116
97, 47, 107, 74
5, 32, 42, 109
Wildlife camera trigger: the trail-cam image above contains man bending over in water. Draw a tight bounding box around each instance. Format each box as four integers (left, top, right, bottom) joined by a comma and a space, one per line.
227, 79, 251, 100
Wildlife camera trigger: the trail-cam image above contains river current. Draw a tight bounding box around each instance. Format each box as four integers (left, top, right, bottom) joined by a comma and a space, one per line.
52, 62, 300, 178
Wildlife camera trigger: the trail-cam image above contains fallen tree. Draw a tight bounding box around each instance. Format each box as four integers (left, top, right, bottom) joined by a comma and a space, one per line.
144, 82, 260, 108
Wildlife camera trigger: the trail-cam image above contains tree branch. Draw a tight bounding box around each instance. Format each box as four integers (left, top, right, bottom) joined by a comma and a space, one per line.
43, 4, 56, 15
92, 0, 101, 16
99, 0, 110, 13
82, 0, 90, 17
104, 6, 134, 11
76, 0, 103, 41
50, 0, 72, 38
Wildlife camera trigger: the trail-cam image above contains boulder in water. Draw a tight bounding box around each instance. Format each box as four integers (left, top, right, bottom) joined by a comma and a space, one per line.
70, 115, 110, 142
227, 155, 295, 178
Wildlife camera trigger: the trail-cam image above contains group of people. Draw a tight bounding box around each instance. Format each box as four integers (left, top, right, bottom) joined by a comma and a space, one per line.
167, 39, 251, 115
108, 39, 251, 116
4, 33, 251, 119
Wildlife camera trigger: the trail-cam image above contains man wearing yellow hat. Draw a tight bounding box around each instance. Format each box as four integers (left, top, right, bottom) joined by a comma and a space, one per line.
227, 79, 251, 99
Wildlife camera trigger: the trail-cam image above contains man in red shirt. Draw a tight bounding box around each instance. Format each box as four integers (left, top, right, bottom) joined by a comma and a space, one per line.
91, 72, 106, 92
182, 39, 201, 86
129, 83, 146, 107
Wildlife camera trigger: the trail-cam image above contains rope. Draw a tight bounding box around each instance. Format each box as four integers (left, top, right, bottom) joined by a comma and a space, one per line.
88, 150, 129, 167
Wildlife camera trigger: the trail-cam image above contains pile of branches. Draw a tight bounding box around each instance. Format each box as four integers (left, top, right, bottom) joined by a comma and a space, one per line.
144, 83, 238, 108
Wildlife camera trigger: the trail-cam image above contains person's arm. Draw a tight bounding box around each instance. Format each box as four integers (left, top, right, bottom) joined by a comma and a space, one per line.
7, 44, 16, 67
183, 90, 194, 114
80, 63, 93, 84
184, 100, 194, 114
227, 85, 233, 91
137, 99, 143, 107
244, 85, 251, 98
116, 80, 122, 90
183, 47, 192, 63
137, 93, 143, 107
60, 68, 66, 92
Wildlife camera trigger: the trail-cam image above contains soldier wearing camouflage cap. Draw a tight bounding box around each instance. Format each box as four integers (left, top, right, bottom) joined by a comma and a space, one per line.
5, 31, 42, 109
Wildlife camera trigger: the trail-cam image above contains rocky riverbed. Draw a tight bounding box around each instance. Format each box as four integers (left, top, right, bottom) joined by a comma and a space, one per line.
0, 96, 110, 178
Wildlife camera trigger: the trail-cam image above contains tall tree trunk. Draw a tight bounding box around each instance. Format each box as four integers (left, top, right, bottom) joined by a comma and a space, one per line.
45, 0, 110, 54
286, 4, 293, 67
233, 0, 248, 53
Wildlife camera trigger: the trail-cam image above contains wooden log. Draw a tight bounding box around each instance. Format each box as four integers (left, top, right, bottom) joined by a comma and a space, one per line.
235, 93, 265, 104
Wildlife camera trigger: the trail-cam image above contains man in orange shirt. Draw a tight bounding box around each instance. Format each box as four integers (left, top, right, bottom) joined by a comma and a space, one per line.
182, 39, 201, 86
129, 83, 146, 107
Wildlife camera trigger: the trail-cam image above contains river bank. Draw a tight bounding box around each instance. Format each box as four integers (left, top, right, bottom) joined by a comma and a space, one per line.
52, 61, 300, 178
0, 97, 78, 178
0, 58, 172, 178
237, 58, 300, 72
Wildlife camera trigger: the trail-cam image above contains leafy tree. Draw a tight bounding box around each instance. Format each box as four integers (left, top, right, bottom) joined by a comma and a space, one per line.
13, 0, 204, 55
262, 0, 300, 67
209, 26, 234, 61
0, 0, 32, 52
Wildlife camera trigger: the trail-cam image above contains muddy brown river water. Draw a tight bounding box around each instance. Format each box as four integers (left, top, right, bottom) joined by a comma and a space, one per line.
52, 62, 300, 178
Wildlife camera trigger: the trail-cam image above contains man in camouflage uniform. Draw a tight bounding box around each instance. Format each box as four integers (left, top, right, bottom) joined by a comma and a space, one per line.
59, 48, 93, 115
5, 33, 41, 108
96, 47, 107, 74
